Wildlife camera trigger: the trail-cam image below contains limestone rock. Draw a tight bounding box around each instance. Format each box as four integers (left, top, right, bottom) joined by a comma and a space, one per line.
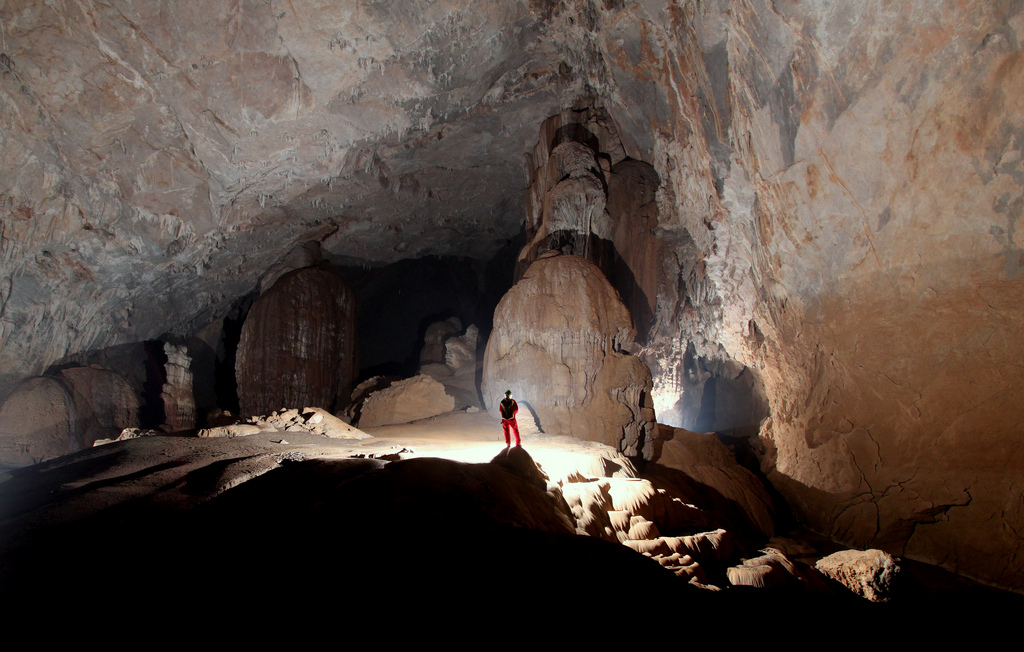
358, 375, 455, 428
93, 427, 160, 446
0, 377, 79, 467
236, 266, 357, 418
561, 476, 708, 543
198, 424, 262, 438
241, 406, 370, 439
482, 253, 656, 458
0, 367, 141, 466
816, 549, 900, 603
444, 324, 477, 370
420, 317, 462, 365
726, 548, 828, 592
59, 366, 140, 445
161, 343, 195, 432
302, 407, 371, 440
653, 425, 775, 538
419, 323, 482, 410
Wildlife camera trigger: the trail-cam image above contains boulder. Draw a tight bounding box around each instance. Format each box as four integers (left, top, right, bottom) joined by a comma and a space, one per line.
358, 375, 455, 428
236, 265, 357, 418
482, 252, 656, 458
815, 549, 900, 603
727, 548, 829, 592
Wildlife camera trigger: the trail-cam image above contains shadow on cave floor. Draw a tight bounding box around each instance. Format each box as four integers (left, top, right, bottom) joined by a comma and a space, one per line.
0, 411, 1020, 634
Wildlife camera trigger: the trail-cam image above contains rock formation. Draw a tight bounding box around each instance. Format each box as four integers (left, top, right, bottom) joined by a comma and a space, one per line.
160, 343, 195, 431
419, 322, 482, 410
236, 266, 357, 418
0, 0, 1022, 594
61, 365, 140, 444
0, 377, 79, 467
652, 425, 775, 538
357, 374, 455, 428
420, 318, 463, 366
816, 549, 901, 603
0, 366, 139, 466
483, 252, 656, 458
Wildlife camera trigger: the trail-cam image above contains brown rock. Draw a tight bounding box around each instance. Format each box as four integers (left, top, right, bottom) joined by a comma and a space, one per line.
237, 266, 357, 418
0, 377, 79, 466
357, 375, 455, 428
301, 407, 371, 440
59, 366, 140, 445
560, 476, 707, 543
420, 317, 462, 365
726, 548, 827, 591
197, 424, 262, 438
0, 367, 141, 465
482, 253, 656, 458
815, 549, 900, 603
161, 343, 195, 432
653, 425, 775, 538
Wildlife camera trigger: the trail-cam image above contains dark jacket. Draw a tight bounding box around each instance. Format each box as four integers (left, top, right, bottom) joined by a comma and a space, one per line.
499, 397, 518, 420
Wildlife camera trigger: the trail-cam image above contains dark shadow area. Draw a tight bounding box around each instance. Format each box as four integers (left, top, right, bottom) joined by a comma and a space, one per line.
2, 448, 1021, 636
139, 340, 167, 428
213, 292, 255, 416
337, 252, 517, 385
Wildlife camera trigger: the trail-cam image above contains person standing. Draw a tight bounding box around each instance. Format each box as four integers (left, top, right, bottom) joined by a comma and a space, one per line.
499, 390, 521, 447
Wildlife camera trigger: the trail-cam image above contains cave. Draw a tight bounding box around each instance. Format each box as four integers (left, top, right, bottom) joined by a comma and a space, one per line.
2, 0, 1023, 627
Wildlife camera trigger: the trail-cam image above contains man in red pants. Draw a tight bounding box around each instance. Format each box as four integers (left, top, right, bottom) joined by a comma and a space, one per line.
499, 390, 521, 447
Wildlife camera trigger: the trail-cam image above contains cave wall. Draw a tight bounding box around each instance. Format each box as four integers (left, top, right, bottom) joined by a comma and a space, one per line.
558, 0, 1024, 590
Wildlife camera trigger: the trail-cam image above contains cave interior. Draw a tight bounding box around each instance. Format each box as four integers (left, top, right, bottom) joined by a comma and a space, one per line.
1, 0, 1024, 622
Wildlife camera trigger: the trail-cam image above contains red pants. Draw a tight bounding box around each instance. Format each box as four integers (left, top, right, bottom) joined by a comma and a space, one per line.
502, 418, 521, 446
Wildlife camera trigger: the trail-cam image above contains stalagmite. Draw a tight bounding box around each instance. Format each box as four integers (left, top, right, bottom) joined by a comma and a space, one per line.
483, 252, 656, 458
236, 266, 357, 418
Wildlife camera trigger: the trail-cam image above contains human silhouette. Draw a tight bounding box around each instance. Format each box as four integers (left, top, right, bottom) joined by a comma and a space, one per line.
499, 389, 521, 447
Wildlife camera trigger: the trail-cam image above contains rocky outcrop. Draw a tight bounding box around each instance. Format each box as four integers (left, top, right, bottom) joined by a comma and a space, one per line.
0, 367, 139, 467
357, 375, 455, 428
816, 549, 900, 603
652, 425, 775, 538
0, 377, 79, 467
483, 252, 656, 458
60, 365, 140, 445
236, 266, 357, 418
420, 318, 463, 366
418, 321, 482, 410
161, 343, 195, 432
612, 1, 1024, 591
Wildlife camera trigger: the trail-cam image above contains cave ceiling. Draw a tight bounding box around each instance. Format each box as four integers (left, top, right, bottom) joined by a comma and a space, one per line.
0, 0, 621, 389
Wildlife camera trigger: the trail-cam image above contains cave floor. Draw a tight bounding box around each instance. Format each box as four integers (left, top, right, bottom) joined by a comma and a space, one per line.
0, 410, 1021, 631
